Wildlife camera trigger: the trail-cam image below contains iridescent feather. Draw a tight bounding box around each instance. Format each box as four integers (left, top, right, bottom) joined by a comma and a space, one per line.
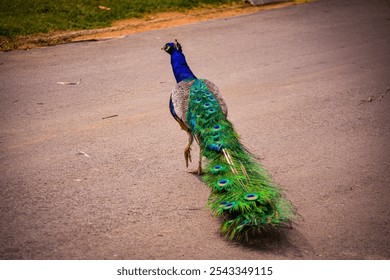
163, 40, 294, 240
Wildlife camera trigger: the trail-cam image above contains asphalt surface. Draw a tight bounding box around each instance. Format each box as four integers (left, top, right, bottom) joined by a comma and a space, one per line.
0, 0, 389, 259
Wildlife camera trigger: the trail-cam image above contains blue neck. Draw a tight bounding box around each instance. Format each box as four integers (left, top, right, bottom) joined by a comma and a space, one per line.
170, 51, 197, 83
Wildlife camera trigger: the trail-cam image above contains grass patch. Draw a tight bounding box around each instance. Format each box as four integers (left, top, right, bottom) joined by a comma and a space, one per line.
0, 0, 308, 50
0, 0, 241, 38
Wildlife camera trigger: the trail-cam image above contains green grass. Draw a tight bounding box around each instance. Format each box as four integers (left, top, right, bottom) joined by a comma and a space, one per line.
0, 0, 241, 38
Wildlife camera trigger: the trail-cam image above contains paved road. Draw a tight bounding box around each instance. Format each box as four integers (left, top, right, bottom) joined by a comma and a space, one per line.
0, 0, 389, 259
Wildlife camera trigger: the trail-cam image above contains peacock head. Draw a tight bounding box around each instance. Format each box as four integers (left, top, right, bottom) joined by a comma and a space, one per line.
162, 39, 182, 54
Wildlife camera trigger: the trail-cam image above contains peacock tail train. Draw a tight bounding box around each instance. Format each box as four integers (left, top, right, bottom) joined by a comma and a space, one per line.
186, 79, 294, 240
163, 40, 294, 240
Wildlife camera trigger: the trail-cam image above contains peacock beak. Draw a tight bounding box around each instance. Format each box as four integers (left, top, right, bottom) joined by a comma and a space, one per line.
162, 45, 171, 52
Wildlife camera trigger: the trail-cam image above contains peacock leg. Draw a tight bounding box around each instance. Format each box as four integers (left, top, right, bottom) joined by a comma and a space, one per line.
184, 132, 193, 168
197, 146, 203, 175
192, 135, 203, 175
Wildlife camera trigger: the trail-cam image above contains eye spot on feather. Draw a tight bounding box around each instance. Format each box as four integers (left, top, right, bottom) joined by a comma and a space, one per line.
219, 201, 228, 207
204, 102, 211, 108
208, 96, 216, 102
195, 98, 202, 103
223, 202, 235, 210
211, 165, 224, 174
204, 91, 212, 96
208, 108, 216, 114
244, 193, 259, 201
209, 143, 222, 151
218, 178, 229, 187
213, 165, 222, 171
213, 124, 221, 131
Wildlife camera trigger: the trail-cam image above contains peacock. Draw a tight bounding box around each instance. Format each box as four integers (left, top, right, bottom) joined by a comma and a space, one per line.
162, 40, 294, 240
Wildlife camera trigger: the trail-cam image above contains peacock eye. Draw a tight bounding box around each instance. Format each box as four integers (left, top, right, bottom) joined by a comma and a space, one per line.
165, 45, 170, 51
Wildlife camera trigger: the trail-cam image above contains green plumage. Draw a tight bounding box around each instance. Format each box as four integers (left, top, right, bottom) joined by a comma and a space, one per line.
186, 79, 294, 240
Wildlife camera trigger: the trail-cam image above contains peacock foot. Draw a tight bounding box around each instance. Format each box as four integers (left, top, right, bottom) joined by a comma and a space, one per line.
190, 167, 203, 176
